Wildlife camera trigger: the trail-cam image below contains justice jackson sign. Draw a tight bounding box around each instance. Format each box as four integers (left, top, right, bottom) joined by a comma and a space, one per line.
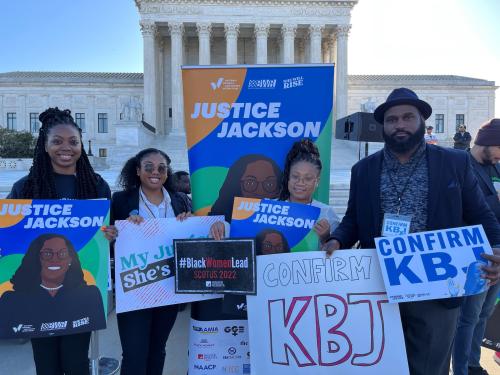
0, 202, 105, 229
374, 225, 493, 303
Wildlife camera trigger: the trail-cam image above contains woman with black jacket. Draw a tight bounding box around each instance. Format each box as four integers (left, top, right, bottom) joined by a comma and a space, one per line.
111, 148, 191, 375
7, 107, 115, 375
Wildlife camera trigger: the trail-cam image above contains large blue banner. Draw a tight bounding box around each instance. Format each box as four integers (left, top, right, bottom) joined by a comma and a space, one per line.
183, 65, 334, 218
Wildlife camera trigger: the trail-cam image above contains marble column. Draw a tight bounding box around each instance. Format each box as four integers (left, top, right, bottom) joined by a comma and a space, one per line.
157, 38, 165, 134
335, 24, 351, 120
224, 23, 239, 65
169, 22, 184, 133
18, 95, 26, 131
309, 24, 324, 63
281, 24, 296, 64
328, 34, 336, 64
254, 23, 270, 64
140, 20, 158, 130
322, 40, 329, 63
197, 22, 212, 65
86, 95, 96, 138
297, 38, 305, 64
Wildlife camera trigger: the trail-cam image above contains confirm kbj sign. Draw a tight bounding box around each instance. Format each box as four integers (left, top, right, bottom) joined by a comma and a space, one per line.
375, 225, 492, 303
247, 250, 409, 374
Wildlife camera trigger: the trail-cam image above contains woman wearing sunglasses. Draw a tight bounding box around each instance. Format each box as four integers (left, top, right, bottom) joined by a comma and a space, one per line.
111, 148, 191, 375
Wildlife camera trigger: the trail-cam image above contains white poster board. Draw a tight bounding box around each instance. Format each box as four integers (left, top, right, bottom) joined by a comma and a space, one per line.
247, 250, 409, 374
188, 319, 250, 374
114, 216, 222, 313
375, 225, 492, 303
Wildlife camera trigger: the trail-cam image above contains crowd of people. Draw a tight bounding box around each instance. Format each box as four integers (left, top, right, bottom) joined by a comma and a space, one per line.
3, 87, 500, 375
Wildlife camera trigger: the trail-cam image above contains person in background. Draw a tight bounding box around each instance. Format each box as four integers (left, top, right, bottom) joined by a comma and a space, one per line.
111, 148, 191, 375
453, 118, 500, 375
172, 171, 191, 195
8, 107, 116, 375
170, 171, 192, 209
424, 125, 438, 145
323, 88, 500, 375
454, 124, 472, 150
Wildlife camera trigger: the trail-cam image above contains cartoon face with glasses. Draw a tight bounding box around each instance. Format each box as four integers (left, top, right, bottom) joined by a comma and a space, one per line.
210, 154, 282, 222
7, 234, 88, 297
256, 229, 290, 255
39, 237, 72, 291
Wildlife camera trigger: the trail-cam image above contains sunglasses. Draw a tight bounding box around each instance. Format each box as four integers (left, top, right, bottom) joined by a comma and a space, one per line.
142, 164, 168, 175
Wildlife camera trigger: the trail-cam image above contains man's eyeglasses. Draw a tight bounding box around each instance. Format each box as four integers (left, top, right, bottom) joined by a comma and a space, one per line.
142, 164, 168, 175
240, 177, 279, 194
40, 249, 69, 261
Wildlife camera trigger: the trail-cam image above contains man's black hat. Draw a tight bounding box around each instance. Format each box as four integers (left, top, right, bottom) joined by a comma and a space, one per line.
374, 87, 432, 123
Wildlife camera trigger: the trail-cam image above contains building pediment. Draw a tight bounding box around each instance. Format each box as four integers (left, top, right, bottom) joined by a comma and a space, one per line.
136, 0, 356, 21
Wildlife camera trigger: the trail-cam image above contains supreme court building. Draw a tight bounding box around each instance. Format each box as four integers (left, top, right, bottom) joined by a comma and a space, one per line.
136, 0, 354, 135
0, 0, 497, 170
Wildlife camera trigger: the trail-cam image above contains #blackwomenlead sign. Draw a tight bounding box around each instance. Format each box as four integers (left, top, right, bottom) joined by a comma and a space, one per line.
182, 65, 334, 219
0, 199, 110, 338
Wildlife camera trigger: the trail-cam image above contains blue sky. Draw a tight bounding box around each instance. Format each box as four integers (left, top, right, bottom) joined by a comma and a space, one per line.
0, 0, 142, 72
1, 0, 498, 115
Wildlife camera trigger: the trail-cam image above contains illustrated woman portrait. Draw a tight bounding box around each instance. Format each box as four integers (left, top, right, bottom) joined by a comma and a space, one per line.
209, 154, 283, 222
0, 233, 105, 337
256, 228, 290, 255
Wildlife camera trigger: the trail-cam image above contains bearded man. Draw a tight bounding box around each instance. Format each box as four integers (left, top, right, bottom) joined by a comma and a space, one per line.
323, 88, 500, 375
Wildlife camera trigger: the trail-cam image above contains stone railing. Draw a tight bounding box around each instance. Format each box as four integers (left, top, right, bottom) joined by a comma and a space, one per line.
0, 158, 32, 170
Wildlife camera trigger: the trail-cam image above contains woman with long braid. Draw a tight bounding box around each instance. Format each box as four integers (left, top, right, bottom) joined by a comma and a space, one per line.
8, 107, 116, 375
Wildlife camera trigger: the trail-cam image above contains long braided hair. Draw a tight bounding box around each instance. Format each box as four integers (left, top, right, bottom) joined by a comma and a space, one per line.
20, 107, 99, 199
279, 139, 322, 201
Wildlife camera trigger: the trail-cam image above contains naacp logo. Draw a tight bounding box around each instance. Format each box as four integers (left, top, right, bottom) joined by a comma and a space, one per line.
194, 364, 216, 371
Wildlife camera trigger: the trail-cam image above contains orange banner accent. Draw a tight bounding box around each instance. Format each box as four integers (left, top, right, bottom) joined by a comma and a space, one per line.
183, 68, 247, 149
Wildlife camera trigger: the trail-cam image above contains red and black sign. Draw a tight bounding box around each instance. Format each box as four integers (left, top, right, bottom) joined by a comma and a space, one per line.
174, 238, 256, 295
